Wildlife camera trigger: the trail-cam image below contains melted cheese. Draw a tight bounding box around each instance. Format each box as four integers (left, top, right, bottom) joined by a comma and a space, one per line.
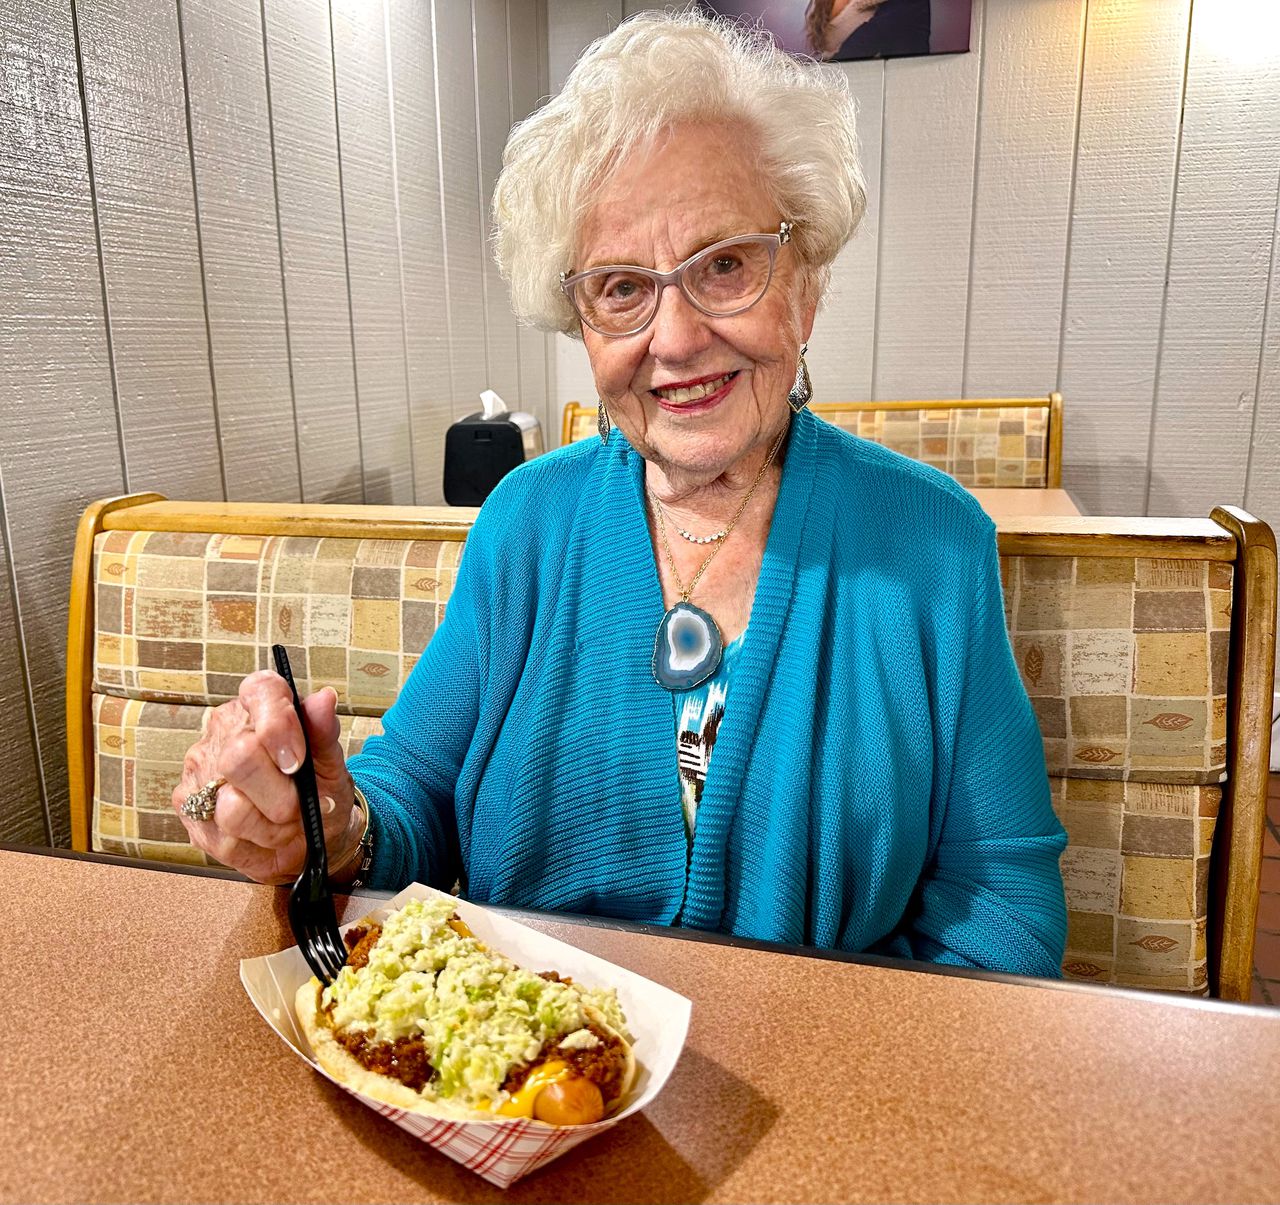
493, 1060, 571, 1118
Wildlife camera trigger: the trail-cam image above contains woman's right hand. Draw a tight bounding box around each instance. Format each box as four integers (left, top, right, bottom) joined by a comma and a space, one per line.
171, 671, 361, 884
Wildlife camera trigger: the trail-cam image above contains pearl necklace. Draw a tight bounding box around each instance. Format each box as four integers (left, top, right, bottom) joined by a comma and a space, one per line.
674, 524, 727, 545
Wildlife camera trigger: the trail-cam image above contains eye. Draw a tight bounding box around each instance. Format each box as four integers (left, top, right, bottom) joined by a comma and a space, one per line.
709, 252, 744, 275
593, 271, 649, 309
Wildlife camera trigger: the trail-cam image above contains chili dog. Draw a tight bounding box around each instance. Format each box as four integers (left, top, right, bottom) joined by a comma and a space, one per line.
295, 897, 636, 1126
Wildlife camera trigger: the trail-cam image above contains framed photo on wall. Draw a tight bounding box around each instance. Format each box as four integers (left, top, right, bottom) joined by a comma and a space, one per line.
698, 1, 972, 61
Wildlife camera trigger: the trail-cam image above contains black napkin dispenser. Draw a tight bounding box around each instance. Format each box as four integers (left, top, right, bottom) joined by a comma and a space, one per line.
443, 397, 544, 505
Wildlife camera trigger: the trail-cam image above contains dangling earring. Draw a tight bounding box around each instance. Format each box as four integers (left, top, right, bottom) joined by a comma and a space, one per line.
788, 343, 812, 413
597, 399, 611, 444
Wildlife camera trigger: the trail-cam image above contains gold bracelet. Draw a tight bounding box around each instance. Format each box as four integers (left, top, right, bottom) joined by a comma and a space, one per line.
329, 787, 373, 880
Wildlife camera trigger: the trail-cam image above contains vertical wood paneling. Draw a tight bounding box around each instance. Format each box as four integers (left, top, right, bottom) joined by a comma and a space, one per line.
473, 0, 521, 408
508, 0, 552, 437
0, 496, 44, 844
0, 0, 125, 846
1146, 11, 1280, 516
76, 0, 224, 499
537, 0, 555, 423
1247, 188, 1280, 538
1057, 0, 1191, 515
873, 0, 985, 398
386, 0, 454, 504
180, 0, 299, 503
536, 0, 551, 108
962, 0, 1083, 396
1248, 183, 1280, 687
546, 0, 615, 430
547, 0, 614, 93
433, 0, 490, 419
261, 0, 362, 505
331, 0, 414, 505
808, 60, 884, 402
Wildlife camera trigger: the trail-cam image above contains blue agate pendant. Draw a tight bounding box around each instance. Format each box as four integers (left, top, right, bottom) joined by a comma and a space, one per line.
652, 601, 723, 691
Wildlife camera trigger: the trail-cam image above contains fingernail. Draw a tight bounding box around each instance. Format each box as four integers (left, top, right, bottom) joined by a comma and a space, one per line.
322, 795, 336, 815
278, 749, 300, 774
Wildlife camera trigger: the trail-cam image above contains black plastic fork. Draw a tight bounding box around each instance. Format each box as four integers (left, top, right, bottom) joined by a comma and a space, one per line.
273, 645, 347, 986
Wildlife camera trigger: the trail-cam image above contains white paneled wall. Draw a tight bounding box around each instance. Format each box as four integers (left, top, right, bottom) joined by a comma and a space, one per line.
263, 0, 364, 504
1144, 1, 1280, 518
0, 0, 549, 846
1057, 0, 1190, 512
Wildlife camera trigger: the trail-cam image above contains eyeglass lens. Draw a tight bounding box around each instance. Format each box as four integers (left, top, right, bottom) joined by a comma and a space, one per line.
572, 238, 775, 335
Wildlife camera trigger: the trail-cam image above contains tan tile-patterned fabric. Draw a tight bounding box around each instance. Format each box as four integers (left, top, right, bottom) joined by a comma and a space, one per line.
816, 405, 1051, 487
571, 402, 1052, 486
1000, 555, 1231, 784
567, 407, 597, 444
1051, 775, 1219, 993
92, 693, 384, 864
93, 530, 462, 712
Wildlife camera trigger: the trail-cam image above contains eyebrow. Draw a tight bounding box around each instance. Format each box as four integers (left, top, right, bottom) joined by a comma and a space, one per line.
580, 226, 751, 273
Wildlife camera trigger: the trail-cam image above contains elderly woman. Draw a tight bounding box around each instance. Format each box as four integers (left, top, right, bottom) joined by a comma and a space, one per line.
174, 12, 1066, 976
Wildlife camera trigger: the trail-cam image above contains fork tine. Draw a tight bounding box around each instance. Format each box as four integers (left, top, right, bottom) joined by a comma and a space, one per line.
289, 898, 322, 970
309, 933, 342, 985
300, 935, 336, 985
323, 917, 347, 964
311, 918, 344, 968
325, 928, 348, 968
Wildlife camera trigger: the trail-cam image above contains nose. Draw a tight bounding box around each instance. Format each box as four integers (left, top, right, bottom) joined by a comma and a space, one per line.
645, 280, 713, 365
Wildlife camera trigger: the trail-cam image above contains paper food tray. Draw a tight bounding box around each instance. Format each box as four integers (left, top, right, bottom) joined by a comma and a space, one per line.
240, 883, 692, 1188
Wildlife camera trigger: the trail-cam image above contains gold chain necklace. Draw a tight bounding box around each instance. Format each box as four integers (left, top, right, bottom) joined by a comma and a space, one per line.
648, 424, 787, 691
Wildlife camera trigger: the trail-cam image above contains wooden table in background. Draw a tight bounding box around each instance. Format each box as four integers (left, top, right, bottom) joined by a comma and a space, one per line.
970, 488, 1082, 519
4, 847, 1277, 1204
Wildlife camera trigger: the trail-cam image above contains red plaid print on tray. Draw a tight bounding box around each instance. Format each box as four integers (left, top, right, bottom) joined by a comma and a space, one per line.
354, 1086, 600, 1187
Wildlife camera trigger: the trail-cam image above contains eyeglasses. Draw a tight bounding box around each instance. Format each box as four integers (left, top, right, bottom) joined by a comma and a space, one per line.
560, 221, 794, 338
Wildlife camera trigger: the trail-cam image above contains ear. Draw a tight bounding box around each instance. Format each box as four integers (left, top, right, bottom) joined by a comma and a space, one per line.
800, 294, 818, 343
793, 266, 820, 342
796, 282, 819, 343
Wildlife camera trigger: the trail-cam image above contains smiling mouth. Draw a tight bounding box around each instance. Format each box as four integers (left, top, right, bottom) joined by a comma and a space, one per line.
650, 371, 738, 404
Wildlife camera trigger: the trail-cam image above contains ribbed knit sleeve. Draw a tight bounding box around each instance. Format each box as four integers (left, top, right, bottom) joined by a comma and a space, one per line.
344, 503, 499, 892
880, 524, 1068, 976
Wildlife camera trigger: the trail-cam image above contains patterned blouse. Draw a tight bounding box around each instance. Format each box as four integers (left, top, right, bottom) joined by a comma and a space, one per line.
674, 630, 745, 841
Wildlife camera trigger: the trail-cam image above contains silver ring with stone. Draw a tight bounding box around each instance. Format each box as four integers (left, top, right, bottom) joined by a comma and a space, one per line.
181, 776, 226, 822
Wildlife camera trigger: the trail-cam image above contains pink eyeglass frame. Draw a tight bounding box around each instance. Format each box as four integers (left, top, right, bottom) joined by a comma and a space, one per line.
559, 220, 794, 337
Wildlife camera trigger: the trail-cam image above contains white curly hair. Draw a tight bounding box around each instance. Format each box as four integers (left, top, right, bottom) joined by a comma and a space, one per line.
492, 7, 866, 337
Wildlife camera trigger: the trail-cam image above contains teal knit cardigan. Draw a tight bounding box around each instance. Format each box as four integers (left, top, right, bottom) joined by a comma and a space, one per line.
349, 408, 1068, 977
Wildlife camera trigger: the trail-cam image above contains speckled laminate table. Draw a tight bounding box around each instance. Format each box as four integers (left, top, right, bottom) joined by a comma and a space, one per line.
4, 847, 1278, 1204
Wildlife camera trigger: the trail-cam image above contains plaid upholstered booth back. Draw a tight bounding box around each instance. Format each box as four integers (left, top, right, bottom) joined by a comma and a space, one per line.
1002, 552, 1231, 993
89, 529, 462, 864
812, 397, 1061, 488
69, 498, 1274, 999
563, 396, 1063, 490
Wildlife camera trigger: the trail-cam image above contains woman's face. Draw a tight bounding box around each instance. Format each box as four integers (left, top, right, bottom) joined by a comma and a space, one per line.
574, 122, 817, 482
